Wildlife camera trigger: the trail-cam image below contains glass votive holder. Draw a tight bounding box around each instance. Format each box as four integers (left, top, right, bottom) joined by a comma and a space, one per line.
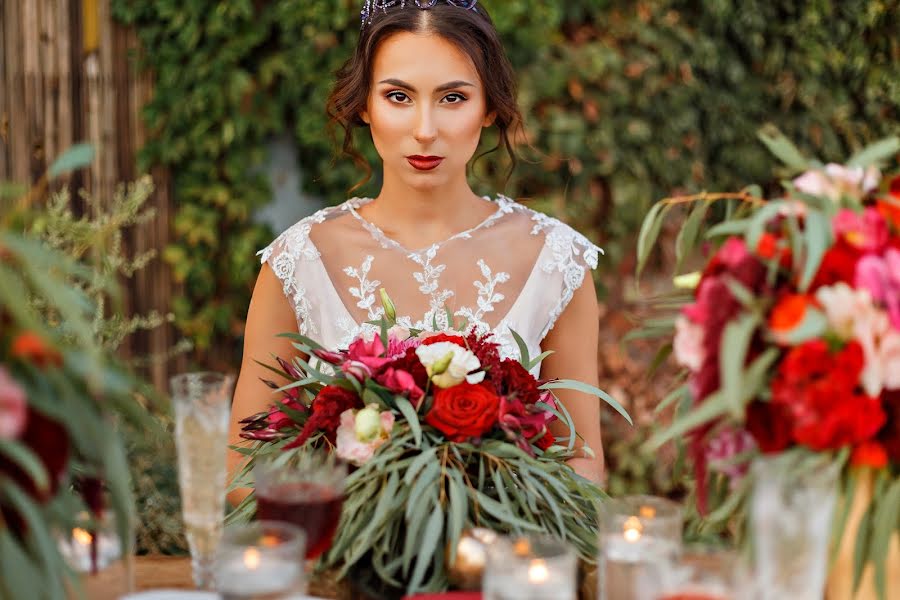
599, 495, 683, 600
638, 546, 738, 600
483, 535, 578, 600
213, 520, 306, 600
58, 509, 134, 598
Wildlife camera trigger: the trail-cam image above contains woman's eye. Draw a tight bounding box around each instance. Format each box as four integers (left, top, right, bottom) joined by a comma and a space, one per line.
387, 91, 410, 103
442, 93, 467, 104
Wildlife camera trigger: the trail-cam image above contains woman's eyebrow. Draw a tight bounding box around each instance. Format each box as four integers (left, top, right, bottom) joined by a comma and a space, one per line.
377, 78, 476, 93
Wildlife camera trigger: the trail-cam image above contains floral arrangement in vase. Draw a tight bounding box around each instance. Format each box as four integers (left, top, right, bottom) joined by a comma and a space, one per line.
0, 145, 153, 599
635, 128, 900, 599
230, 295, 629, 598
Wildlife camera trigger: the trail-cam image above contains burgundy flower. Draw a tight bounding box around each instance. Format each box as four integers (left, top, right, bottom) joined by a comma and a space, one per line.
877, 389, 900, 464
284, 385, 362, 449
494, 358, 541, 405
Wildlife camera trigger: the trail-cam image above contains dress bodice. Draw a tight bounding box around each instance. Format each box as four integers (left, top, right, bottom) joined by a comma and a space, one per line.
259, 195, 602, 374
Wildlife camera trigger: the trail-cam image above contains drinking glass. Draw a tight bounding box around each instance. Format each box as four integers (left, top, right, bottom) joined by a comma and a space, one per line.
483, 535, 578, 600
170, 371, 235, 589
638, 547, 738, 600
214, 520, 306, 599
253, 453, 347, 560
599, 495, 683, 600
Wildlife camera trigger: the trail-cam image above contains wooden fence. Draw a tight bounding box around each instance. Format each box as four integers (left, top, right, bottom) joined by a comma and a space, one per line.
0, 0, 181, 391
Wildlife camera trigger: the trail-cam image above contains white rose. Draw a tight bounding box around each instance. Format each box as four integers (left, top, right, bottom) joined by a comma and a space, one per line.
415, 341, 481, 388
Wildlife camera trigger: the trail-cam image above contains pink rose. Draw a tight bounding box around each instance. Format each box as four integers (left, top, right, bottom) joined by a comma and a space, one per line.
832, 208, 889, 252
855, 248, 900, 331
0, 367, 28, 440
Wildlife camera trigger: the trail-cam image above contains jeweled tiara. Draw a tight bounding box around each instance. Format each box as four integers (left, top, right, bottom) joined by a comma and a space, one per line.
361, 0, 479, 29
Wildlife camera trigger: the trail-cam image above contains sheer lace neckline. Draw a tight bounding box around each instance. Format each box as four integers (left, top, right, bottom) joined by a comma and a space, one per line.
346, 195, 512, 255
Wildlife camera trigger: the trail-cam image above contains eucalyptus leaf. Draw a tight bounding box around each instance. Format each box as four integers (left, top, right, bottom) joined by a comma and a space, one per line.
48, 143, 96, 178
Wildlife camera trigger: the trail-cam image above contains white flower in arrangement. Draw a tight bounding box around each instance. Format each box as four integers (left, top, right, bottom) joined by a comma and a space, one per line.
415, 341, 483, 388
335, 404, 395, 466
792, 163, 880, 202
673, 315, 704, 372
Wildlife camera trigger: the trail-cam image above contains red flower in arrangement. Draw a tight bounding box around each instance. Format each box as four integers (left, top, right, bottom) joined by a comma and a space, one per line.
383, 347, 429, 391
425, 382, 499, 442
498, 390, 557, 450
876, 176, 900, 231
755, 232, 793, 268
768, 293, 817, 345
285, 385, 362, 448
466, 331, 501, 379
10, 332, 63, 369
535, 430, 556, 451
770, 341, 886, 451
494, 358, 541, 405
745, 400, 794, 453
809, 240, 862, 291
376, 366, 425, 404
832, 208, 889, 253
851, 441, 889, 468
877, 389, 900, 464
420, 333, 467, 347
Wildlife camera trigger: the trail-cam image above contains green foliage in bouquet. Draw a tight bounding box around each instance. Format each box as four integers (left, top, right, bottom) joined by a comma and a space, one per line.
632, 128, 900, 597
0, 147, 156, 599
228, 301, 627, 597
112, 0, 900, 363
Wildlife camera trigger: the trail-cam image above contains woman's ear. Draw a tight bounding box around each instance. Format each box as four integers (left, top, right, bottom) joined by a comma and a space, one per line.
483, 111, 497, 127
360, 110, 370, 124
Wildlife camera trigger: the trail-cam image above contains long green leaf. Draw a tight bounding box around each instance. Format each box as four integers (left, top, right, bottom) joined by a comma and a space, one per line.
675, 201, 708, 271
846, 137, 900, 168
408, 504, 444, 592
540, 379, 632, 425
869, 476, 900, 598
646, 389, 730, 449
394, 397, 422, 448
509, 328, 531, 367
48, 143, 95, 178
798, 208, 831, 292
0, 439, 50, 494
637, 201, 668, 278
719, 314, 760, 417
757, 125, 809, 171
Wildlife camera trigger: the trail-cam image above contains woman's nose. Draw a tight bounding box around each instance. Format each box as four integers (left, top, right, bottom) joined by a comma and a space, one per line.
413, 106, 438, 145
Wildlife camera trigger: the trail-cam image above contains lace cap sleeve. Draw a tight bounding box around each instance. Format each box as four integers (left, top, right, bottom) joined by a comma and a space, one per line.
256, 212, 329, 335
529, 212, 604, 340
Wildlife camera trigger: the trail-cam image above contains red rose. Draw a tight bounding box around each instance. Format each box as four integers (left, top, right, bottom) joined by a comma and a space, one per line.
285, 385, 361, 448
745, 400, 793, 453
421, 333, 467, 347
425, 383, 499, 441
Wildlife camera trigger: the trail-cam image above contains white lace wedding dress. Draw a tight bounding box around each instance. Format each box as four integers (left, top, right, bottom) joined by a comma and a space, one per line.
259, 195, 602, 375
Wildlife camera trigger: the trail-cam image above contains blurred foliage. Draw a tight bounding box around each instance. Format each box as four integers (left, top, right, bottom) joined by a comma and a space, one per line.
112, 0, 899, 364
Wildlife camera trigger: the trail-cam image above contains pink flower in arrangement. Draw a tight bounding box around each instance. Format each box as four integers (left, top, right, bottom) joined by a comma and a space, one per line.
673, 315, 705, 372
832, 208, 889, 253
706, 426, 756, 485
335, 405, 395, 466
855, 248, 900, 331
793, 164, 880, 201
376, 367, 424, 404
346, 335, 393, 373
0, 367, 28, 440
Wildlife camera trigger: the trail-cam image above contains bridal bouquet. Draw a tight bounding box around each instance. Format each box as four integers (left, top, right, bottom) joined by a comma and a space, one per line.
637, 129, 899, 597
232, 298, 628, 597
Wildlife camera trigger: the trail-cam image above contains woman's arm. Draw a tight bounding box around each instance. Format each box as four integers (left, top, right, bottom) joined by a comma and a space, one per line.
226, 264, 302, 506
541, 274, 605, 484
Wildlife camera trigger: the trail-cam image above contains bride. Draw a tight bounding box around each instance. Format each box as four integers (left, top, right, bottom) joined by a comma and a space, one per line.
227, 0, 605, 502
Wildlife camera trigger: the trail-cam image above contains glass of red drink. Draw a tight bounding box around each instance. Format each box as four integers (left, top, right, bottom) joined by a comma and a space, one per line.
643, 547, 738, 600
253, 454, 347, 560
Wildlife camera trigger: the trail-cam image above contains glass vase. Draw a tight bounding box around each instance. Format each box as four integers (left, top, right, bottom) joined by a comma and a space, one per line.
748, 453, 839, 600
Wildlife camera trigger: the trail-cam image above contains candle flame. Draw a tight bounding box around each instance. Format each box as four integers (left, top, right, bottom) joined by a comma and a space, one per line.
639, 505, 656, 519
72, 528, 93, 545
528, 559, 549, 584
623, 516, 643, 543
243, 547, 261, 570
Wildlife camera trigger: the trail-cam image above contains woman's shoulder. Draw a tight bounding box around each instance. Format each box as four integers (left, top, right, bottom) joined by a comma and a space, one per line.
499, 195, 604, 268
257, 198, 364, 265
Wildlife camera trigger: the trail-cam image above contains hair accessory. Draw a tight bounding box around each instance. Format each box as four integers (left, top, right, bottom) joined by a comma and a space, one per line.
361, 0, 479, 29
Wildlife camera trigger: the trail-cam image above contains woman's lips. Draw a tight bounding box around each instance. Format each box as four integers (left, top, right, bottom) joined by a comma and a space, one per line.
406, 155, 444, 171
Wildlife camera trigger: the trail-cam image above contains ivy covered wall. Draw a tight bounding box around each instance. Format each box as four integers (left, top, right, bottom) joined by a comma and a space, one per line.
112, 0, 899, 364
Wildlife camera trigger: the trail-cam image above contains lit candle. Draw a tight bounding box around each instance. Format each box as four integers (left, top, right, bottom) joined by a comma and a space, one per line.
214, 521, 305, 600
58, 522, 121, 573
483, 536, 577, 600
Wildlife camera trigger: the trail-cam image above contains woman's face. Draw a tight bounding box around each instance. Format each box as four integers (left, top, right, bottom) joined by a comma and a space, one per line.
361, 31, 494, 191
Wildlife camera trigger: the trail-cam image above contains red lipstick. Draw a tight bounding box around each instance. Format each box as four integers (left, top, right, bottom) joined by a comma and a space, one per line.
407, 155, 444, 171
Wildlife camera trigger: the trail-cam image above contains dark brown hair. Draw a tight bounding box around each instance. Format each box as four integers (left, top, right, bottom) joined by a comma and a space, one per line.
327, 2, 523, 192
